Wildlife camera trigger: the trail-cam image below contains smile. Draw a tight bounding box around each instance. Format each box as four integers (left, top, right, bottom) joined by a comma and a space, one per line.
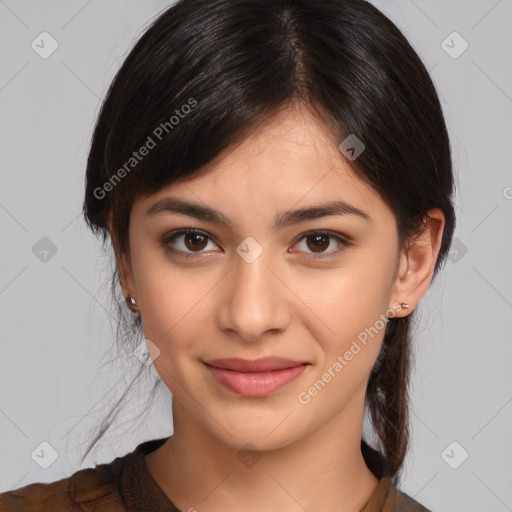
204, 357, 310, 397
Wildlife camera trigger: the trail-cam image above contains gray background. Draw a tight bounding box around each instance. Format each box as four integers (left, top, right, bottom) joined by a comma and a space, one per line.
1, 1, 511, 510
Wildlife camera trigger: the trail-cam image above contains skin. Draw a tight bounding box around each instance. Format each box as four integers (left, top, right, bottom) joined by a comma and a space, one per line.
112, 102, 445, 512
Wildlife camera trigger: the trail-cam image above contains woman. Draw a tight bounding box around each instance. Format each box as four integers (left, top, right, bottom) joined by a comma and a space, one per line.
0, 0, 454, 510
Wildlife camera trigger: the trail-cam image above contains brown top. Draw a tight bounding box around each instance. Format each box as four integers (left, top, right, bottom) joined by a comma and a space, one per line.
0, 437, 432, 511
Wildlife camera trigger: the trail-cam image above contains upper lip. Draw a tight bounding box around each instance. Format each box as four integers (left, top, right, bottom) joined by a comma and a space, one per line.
204, 357, 308, 372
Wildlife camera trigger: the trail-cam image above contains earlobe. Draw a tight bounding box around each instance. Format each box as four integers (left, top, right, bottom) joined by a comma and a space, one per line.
390, 209, 445, 317
117, 252, 137, 302
107, 216, 137, 305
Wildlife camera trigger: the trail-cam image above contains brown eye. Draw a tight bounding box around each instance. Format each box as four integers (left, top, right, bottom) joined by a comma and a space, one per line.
162, 228, 351, 259
162, 228, 219, 256
306, 233, 330, 252
184, 232, 208, 251
291, 230, 351, 257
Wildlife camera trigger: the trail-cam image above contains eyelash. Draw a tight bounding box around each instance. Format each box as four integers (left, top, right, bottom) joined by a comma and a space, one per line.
160, 227, 353, 259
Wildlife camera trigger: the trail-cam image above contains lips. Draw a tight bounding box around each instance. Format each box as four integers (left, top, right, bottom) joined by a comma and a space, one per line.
204, 356, 306, 372
204, 357, 309, 396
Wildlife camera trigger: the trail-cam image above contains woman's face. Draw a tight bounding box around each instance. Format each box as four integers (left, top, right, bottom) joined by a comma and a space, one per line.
120, 103, 408, 450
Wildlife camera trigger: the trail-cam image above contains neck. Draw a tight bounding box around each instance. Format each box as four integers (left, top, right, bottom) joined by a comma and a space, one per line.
146, 391, 380, 512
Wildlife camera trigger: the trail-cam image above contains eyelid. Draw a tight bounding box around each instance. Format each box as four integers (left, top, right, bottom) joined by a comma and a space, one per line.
289, 229, 353, 258
160, 227, 353, 258
160, 227, 221, 257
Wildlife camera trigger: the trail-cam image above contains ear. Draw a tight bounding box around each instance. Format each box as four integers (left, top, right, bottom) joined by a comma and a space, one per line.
390, 208, 445, 317
107, 215, 137, 302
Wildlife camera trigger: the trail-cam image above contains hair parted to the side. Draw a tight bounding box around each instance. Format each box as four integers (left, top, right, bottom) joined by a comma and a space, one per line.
82, 0, 455, 483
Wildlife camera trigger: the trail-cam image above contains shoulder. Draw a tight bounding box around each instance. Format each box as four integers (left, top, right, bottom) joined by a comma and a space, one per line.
0, 467, 117, 512
363, 477, 433, 512
0, 437, 169, 512
0, 459, 126, 512
393, 488, 433, 512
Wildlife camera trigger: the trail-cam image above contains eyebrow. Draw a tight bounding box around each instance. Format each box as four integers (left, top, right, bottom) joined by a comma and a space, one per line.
146, 197, 370, 230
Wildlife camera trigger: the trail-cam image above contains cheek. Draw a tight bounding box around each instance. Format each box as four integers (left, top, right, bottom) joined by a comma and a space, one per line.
294, 273, 394, 410
303, 254, 396, 366
132, 252, 217, 358
136, 272, 206, 390
139, 280, 197, 343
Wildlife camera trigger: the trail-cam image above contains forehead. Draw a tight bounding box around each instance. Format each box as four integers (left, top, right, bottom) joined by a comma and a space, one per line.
196, 103, 348, 180
133, 103, 391, 225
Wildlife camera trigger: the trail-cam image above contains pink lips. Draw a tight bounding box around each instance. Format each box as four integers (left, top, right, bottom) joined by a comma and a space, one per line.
204, 357, 309, 397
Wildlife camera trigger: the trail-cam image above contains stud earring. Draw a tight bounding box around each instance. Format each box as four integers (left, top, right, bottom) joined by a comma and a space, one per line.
400, 303, 409, 310
126, 293, 138, 308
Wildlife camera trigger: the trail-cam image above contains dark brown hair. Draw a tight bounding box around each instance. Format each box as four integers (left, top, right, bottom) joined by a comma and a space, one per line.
82, 0, 455, 483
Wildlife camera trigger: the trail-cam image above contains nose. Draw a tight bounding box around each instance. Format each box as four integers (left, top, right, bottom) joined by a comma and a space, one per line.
217, 244, 291, 343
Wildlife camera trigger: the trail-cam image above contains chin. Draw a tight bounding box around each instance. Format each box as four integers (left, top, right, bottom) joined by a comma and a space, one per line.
205, 415, 306, 453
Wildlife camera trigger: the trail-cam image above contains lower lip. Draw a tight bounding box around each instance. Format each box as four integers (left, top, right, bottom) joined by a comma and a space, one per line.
205, 364, 308, 397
